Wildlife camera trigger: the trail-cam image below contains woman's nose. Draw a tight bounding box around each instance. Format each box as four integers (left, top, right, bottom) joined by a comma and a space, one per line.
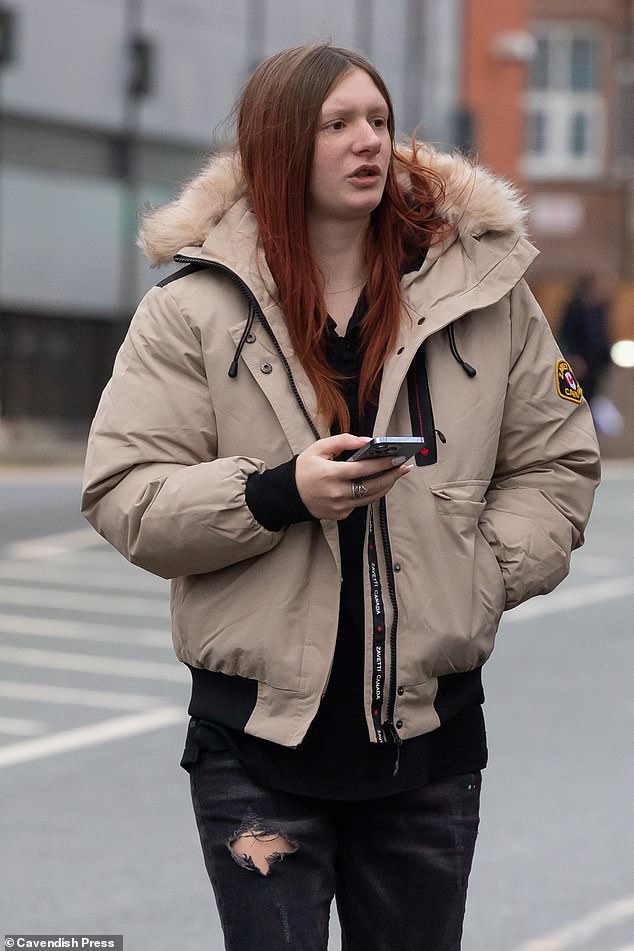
355, 122, 381, 152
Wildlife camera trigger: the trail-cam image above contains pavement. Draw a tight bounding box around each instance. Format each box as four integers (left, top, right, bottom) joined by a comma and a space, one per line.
0, 420, 88, 467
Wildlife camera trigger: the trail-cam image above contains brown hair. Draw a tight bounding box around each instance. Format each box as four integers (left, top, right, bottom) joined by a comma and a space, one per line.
238, 43, 448, 431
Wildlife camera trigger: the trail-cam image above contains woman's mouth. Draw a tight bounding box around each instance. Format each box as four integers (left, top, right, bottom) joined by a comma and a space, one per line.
349, 165, 383, 185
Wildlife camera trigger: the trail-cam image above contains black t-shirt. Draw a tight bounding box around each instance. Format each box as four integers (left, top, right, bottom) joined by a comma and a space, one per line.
183, 293, 487, 799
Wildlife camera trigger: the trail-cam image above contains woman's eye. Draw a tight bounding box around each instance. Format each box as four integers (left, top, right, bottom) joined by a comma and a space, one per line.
372, 117, 387, 128
329, 121, 345, 131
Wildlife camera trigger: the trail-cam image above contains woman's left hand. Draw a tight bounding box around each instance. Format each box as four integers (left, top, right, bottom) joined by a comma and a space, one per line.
295, 433, 413, 520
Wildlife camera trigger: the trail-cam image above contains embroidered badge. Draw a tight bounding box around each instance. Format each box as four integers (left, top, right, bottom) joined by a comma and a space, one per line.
556, 359, 583, 403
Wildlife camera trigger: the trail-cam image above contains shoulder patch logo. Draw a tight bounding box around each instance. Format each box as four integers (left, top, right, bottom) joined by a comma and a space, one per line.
556, 359, 583, 403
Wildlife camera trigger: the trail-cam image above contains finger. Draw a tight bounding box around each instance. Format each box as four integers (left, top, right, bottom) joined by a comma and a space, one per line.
307, 433, 371, 460
348, 464, 413, 504
345, 455, 409, 480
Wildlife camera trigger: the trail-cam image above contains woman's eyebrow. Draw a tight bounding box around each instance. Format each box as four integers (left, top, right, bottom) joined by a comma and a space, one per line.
321, 103, 389, 119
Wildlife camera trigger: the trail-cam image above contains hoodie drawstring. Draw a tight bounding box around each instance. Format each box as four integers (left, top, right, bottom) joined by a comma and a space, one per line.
228, 301, 256, 378
446, 324, 477, 378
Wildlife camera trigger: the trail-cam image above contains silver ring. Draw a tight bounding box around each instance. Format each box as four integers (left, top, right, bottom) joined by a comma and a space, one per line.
351, 480, 369, 500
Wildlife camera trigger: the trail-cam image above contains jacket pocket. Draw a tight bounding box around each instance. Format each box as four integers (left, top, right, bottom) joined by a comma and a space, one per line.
430, 479, 489, 515
423, 480, 504, 676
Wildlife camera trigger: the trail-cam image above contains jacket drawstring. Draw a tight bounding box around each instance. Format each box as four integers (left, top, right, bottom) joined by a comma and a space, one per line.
228, 301, 256, 378
446, 324, 477, 378
231, 306, 476, 382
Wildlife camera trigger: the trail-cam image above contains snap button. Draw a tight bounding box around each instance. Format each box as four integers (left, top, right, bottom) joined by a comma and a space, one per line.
397, 686, 404, 696
246, 332, 256, 344
260, 362, 272, 374
393, 562, 401, 572
396, 719, 403, 729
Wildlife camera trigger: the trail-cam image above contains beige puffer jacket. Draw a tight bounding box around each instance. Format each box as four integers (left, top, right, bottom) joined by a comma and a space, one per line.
81, 147, 600, 747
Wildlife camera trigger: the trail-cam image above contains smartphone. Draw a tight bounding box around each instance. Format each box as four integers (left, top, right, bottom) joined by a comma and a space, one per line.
347, 436, 425, 464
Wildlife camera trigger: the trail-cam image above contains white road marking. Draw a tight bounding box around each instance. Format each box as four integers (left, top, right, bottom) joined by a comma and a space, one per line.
0, 716, 48, 736
0, 705, 184, 768
573, 554, 628, 576
0, 681, 167, 710
0, 583, 169, 617
0, 559, 167, 594
0, 613, 169, 647
511, 895, 634, 950
0, 645, 188, 682
504, 577, 634, 623
7, 528, 108, 559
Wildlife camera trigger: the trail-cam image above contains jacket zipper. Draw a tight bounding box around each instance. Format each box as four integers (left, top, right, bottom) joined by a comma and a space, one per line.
174, 254, 320, 440
378, 496, 401, 758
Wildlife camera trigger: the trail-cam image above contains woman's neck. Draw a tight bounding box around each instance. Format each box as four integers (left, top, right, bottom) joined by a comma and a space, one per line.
309, 216, 368, 295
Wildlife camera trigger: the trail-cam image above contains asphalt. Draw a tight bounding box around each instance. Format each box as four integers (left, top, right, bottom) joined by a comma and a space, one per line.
0, 460, 632, 951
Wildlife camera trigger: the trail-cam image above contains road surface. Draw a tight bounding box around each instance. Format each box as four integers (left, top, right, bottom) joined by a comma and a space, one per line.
0, 464, 632, 950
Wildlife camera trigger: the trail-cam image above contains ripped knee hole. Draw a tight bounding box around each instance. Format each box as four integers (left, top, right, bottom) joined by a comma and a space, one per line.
228, 827, 298, 876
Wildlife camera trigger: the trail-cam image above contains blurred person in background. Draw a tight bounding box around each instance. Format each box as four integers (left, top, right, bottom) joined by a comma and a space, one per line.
559, 273, 622, 435
81, 44, 599, 951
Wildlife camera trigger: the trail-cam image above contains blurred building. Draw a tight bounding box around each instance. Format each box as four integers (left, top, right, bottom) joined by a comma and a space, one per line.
0, 0, 465, 423
0, 0, 632, 430
460, 0, 633, 280
460, 0, 533, 181
461, 0, 634, 457
525, 0, 634, 286
523, 0, 634, 442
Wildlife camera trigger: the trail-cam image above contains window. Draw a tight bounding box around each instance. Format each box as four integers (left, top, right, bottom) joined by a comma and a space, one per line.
571, 38, 598, 91
615, 49, 633, 168
524, 23, 604, 179
527, 111, 547, 154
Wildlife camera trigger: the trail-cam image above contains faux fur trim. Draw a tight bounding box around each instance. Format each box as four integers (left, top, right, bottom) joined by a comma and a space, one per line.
407, 144, 529, 244
138, 145, 528, 267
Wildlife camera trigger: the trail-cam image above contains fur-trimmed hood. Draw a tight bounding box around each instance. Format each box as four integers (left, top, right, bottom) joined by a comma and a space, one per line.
138, 145, 529, 267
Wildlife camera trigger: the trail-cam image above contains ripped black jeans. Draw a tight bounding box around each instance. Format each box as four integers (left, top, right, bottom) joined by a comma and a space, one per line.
187, 748, 481, 951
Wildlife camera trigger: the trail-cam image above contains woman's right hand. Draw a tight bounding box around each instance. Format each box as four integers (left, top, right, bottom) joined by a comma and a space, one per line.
295, 434, 413, 520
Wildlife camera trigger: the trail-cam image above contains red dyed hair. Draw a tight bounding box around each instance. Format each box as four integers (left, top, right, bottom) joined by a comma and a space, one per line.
238, 43, 448, 431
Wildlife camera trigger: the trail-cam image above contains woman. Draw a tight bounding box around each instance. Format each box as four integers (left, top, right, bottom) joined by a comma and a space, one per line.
82, 43, 599, 951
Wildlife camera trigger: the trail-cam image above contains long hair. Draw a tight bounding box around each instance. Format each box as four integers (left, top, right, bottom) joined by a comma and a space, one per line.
238, 43, 448, 431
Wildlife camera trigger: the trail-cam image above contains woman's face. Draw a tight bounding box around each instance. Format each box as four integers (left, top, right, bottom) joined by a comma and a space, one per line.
308, 67, 391, 227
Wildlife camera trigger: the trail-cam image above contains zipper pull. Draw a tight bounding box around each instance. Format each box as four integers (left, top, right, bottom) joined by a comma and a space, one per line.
228, 302, 256, 378
383, 722, 402, 777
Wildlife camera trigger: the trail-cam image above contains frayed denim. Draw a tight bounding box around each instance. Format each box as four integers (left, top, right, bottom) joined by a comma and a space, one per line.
187, 749, 480, 951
